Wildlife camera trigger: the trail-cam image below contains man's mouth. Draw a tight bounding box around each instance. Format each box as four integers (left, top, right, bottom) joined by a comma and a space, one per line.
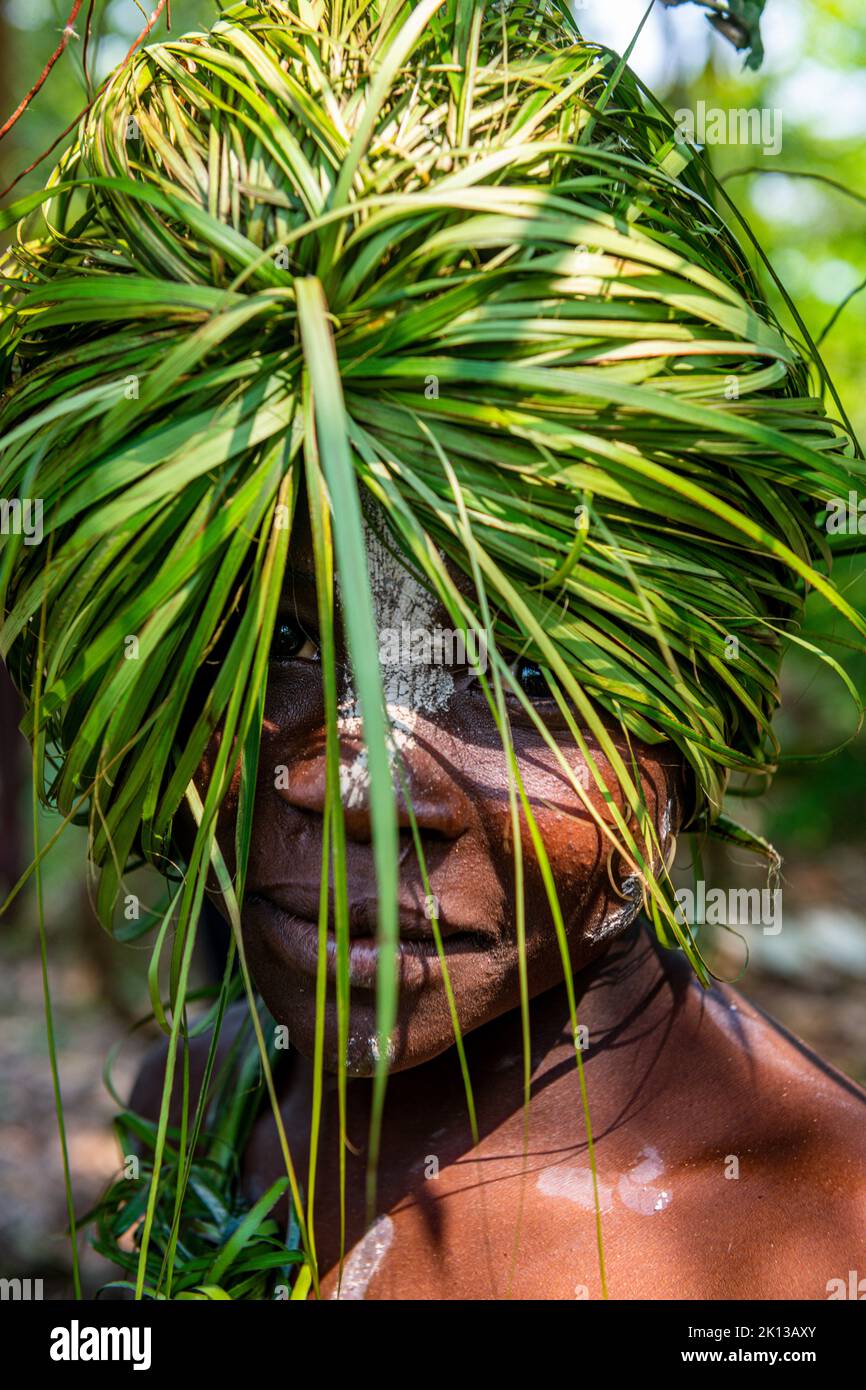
243, 888, 492, 990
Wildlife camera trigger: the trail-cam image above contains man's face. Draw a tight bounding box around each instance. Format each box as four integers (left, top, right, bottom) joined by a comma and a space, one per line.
200, 505, 681, 1074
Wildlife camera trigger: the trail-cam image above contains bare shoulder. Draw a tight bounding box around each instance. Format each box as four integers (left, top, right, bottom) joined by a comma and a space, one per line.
700, 978, 866, 1137
683, 979, 866, 1296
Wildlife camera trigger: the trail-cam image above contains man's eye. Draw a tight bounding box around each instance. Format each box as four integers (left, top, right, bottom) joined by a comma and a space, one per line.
271, 618, 318, 662
511, 656, 552, 700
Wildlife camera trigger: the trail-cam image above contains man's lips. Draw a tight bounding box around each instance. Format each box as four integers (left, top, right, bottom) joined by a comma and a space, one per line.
243, 888, 492, 991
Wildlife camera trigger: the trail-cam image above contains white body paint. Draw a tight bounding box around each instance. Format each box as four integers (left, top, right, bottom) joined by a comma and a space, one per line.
330, 1215, 395, 1300
537, 1163, 614, 1213
617, 1145, 672, 1214
537, 1145, 672, 1215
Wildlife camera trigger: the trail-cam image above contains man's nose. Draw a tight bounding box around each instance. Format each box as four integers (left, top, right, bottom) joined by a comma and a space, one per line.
274, 725, 472, 844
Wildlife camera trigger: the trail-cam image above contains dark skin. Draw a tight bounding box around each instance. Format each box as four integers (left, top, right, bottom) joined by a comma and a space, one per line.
134, 508, 866, 1300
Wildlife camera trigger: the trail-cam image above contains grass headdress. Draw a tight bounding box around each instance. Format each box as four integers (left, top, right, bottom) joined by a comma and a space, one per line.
1, 0, 863, 1297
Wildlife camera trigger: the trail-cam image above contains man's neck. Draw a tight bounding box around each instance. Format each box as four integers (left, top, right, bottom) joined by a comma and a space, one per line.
282, 922, 699, 1167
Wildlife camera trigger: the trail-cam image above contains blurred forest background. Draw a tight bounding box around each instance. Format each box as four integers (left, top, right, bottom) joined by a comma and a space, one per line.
1, 0, 865, 1296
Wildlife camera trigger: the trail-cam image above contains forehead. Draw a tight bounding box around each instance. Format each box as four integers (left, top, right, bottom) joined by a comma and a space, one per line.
283, 498, 469, 625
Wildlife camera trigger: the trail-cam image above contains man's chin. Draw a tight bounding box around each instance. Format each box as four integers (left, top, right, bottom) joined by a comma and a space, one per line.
272, 1002, 473, 1077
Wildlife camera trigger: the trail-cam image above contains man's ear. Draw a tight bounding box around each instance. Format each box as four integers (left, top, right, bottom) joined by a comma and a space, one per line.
647, 751, 690, 880
667, 752, 698, 844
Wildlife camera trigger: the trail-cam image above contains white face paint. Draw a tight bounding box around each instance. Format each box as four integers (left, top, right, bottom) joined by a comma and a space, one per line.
336, 505, 455, 1068
330, 1215, 395, 1300
337, 505, 454, 808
